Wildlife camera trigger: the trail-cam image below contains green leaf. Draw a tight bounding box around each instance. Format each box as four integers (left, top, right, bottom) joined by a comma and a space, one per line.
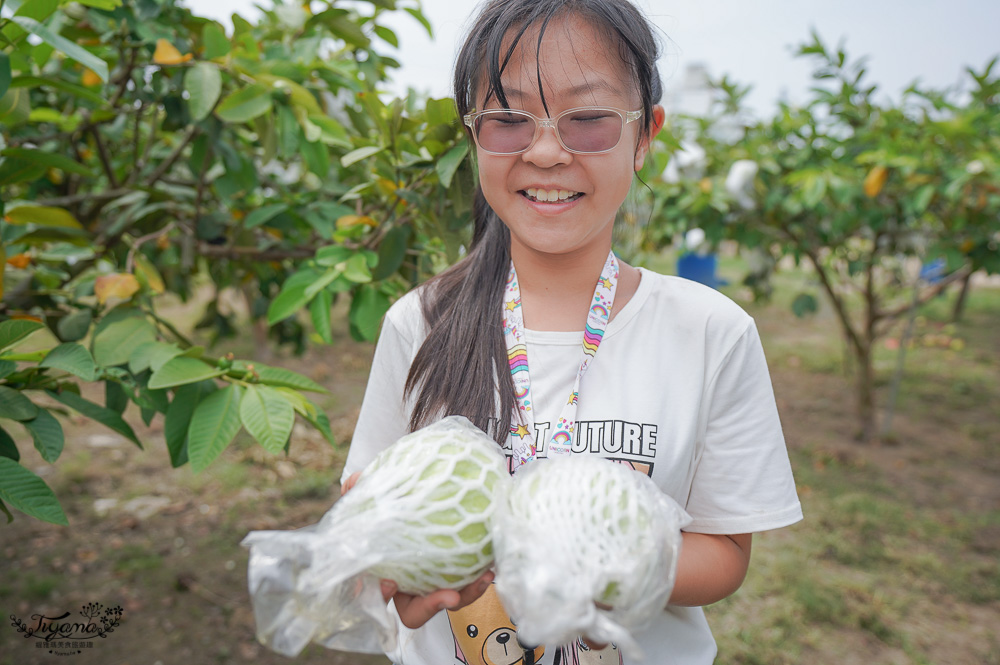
0, 147, 93, 177
309, 289, 334, 344
0, 86, 31, 127
304, 267, 344, 300
404, 7, 433, 38
0, 153, 45, 185
315, 244, 353, 266
373, 24, 399, 48
9, 16, 109, 83
0, 457, 67, 525
128, 341, 183, 374
244, 203, 288, 229
340, 145, 383, 167
4, 205, 82, 229
56, 308, 93, 342
164, 381, 216, 468
436, 142, 469, 188
46, 390, 141, 448
202, 22, 231, 60
215, 84, 272, 123
240, 385, 295, 454
266, 284, 310, 325
0, 386, 38, 421
105, 381, 128, 416
791, 293, 819, 318
0, 319, 44, 351
254, 365, 329, 394
91, 314, 157, 367
187, 384, 243, 472
343, 253, 372, 283
293, 395, 335, 446
9, 75, 104, 105
185, 62, 223, 122
75, 0, 123, 8
23, 408, 63, 463
39, 343, 97, 381
349, 285, 391, 342
0, 53, 11, 101
148, 356, 226, 390
0, 360, 16, 380
0, 426, 18, 461
373, 225, 411, 280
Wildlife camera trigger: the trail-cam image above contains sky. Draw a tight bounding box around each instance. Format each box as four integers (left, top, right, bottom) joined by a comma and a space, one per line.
198, 1, 1000, 117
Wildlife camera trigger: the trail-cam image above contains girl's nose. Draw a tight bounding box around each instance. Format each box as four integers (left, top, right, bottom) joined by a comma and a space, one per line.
521, 124, 572, 168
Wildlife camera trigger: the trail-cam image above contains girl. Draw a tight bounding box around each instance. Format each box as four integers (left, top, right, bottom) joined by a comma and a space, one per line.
342, 0, 803, 663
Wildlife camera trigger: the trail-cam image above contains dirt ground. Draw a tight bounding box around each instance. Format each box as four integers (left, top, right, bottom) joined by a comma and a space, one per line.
2, 290, 998, 665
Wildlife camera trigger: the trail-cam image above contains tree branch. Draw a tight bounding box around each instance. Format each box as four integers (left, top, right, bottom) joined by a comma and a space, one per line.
777, 218, 865, 355
196, 244, 316, 261
144, 125, 198, 188
36, 188, 133, 208
89, 126, 120, 188
874, 265, 973, 322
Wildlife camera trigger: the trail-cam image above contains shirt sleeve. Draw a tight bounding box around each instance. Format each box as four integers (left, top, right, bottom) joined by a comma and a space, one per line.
684, 320, 803, 535
341, 300, 420, 483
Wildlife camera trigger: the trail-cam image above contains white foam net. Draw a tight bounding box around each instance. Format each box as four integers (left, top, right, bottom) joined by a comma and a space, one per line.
493, 456, 691, 659
242, 416, 510, 657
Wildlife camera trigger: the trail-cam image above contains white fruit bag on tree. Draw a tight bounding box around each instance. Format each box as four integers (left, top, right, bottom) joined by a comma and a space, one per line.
241, 416, 510, 657
494, 456, 691, 658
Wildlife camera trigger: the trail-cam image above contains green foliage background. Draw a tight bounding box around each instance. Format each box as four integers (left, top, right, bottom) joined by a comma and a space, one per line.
0, 0, 998, 525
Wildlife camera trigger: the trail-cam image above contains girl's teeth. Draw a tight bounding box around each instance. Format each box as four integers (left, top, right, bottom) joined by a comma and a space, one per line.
525, 188, 578, 202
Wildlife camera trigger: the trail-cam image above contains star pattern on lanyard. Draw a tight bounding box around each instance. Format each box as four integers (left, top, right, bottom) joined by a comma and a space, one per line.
502, 250, 619, 468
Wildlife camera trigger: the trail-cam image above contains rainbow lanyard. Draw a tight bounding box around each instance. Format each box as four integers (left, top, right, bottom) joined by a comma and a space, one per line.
503, 250, 619, 467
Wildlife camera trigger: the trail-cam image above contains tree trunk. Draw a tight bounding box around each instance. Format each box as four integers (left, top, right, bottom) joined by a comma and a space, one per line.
951, 271, 973, 322
854, 342, 878, 443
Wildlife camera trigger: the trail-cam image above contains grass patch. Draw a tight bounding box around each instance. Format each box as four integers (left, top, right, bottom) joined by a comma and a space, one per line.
282, 468, 336, 501
112, 543, 164, 576
20, 573, 60, 601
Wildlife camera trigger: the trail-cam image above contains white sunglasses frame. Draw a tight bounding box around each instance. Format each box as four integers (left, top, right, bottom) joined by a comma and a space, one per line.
462, 106, 643, 155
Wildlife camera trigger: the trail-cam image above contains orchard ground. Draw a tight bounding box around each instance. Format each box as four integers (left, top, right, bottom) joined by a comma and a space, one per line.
2, 258, 998, 665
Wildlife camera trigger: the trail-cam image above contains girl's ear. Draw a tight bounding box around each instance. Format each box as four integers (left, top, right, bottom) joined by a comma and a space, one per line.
634, 104, 666, 172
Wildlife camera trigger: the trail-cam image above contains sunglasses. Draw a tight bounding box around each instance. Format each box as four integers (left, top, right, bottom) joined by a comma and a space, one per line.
463, 106, 643, 155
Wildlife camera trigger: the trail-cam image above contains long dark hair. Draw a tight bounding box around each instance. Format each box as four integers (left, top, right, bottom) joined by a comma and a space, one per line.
404, 0, 663, 442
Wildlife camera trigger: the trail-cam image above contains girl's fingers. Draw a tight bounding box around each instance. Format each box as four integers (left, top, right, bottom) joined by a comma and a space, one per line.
454, 570, 494, 608
380, 579, 398, 602
393, 589, 461, 629
381, 571, 494, 629
340, 471, 362, 496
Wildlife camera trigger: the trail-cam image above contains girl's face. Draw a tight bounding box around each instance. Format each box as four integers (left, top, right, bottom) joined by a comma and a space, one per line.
474, 15, 658, 262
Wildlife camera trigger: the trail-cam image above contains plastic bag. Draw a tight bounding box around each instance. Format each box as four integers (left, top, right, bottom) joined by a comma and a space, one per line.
242, 416, 510, 657
493, 456, 691, 659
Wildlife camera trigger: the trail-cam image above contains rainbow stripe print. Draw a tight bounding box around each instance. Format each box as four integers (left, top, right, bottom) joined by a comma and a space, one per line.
582, 323, 604, 356
508, 343, 529, 374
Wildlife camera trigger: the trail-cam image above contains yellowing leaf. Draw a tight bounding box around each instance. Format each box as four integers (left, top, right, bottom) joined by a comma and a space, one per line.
375, 177, 398, 196
153, 39, 193, 65
4, 206, 82, 229
6, 253, 31, 269
134, 254, 165, 294
864, 165, 888, 198
81, 68, 102, 86
95, 274, 140, 304
336, 214, 377, 229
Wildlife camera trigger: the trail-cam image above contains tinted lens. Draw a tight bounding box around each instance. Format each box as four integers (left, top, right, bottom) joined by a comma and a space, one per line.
475, 111, 536, 154
557, 109, 623, 152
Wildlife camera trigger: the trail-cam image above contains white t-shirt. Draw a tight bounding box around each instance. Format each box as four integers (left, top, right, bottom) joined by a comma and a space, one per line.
343, 268, 803, 665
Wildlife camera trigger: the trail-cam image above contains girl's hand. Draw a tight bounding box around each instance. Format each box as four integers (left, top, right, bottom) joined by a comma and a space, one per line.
340, 471, 362, 496
380, 570, 495, 629
340, 470, 495, 628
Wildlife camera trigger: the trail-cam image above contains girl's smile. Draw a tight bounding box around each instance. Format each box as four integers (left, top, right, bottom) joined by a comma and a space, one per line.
474, 15, 657, 263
